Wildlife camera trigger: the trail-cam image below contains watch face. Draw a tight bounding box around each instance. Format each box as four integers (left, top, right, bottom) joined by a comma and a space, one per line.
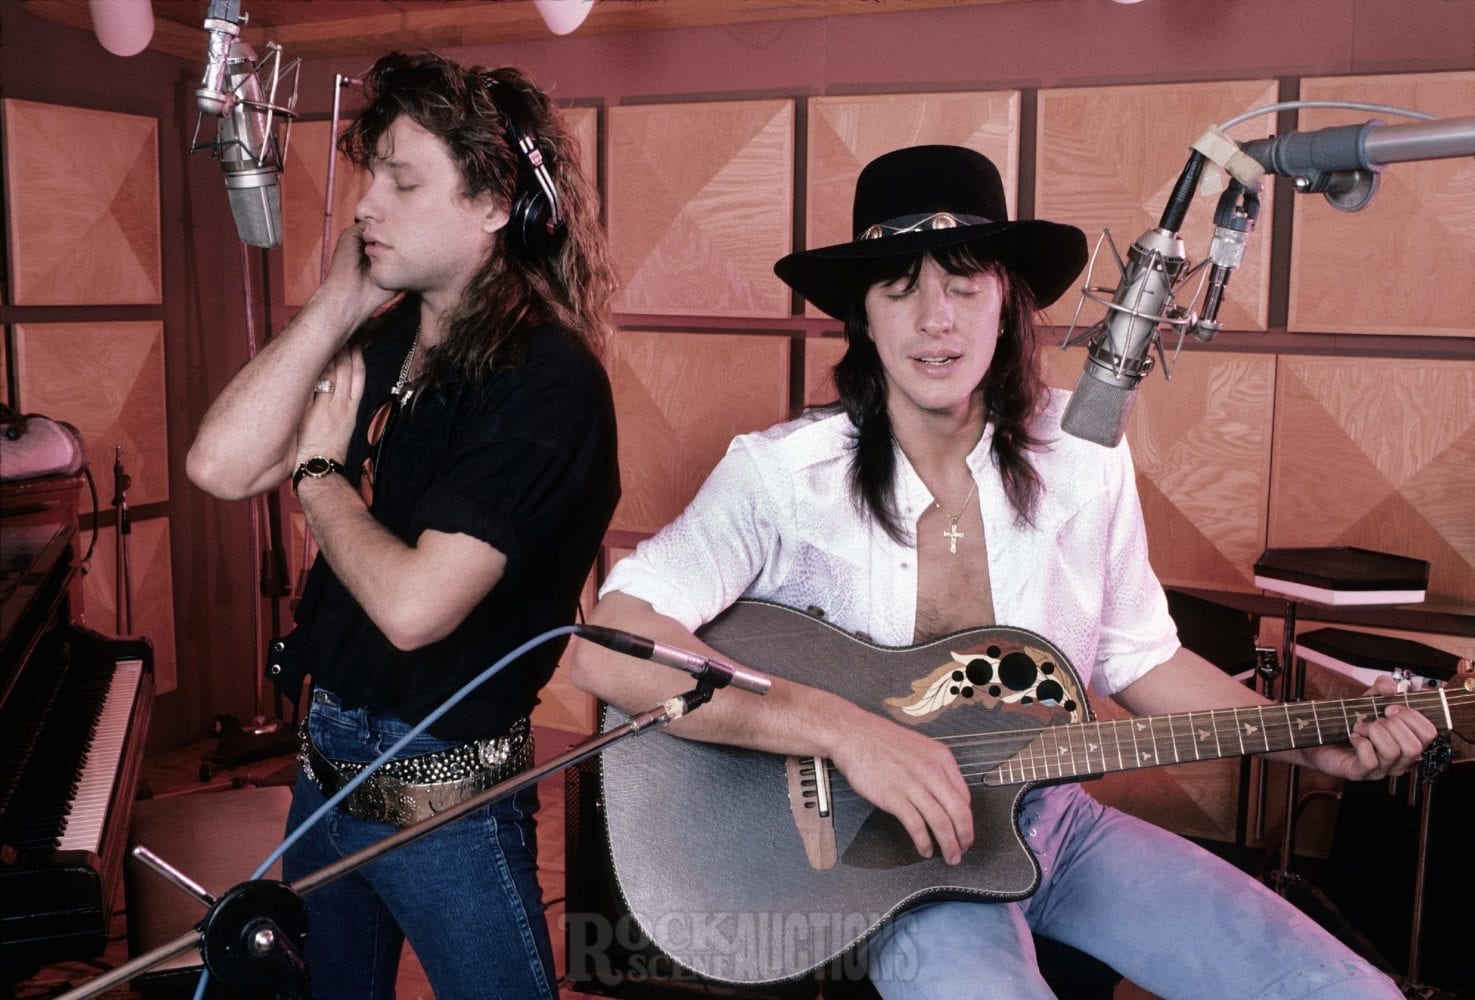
305, 457, 334, 476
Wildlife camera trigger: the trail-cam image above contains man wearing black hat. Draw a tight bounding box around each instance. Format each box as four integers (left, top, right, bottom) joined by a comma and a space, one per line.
571, 146, 1431, 998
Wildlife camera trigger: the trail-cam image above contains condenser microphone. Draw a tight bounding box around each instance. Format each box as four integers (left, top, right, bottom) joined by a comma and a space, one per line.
214, 42, 283, 248
193, 0, 293, 248
1060, 152, 1205, 447
1059, 227, 1186, 447
575, 625, 773, 695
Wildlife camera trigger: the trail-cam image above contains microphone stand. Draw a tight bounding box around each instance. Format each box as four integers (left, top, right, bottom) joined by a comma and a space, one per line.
206, 243, 297, 780
111, 446, 134, 635
56, 681, 726, 1000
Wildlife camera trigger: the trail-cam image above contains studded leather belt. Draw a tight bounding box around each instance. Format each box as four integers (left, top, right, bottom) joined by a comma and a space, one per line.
298, 717, 533, 828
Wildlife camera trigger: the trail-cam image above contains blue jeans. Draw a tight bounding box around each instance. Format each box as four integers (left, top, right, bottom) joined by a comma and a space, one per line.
867, 785, 1400, 1000
283, 691, 556, 1000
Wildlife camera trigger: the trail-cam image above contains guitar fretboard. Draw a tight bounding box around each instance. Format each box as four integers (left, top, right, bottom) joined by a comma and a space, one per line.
984, 689, 1454, 785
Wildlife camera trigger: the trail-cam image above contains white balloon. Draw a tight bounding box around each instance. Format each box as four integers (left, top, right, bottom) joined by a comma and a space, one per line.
89, 0, 155, 56
533, 0, 596, 36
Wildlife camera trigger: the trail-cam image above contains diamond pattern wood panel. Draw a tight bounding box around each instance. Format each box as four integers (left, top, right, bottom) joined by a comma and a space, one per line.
805, 91, 1021, 319
13, 322, 170, 506
608, 100, 794, 318
1288, 71, 1475, 336
1085, 692, 1244, 844
82, 517, 178, 695
283, 119, 369, 307
1043, 347, 1276, 592
608, 330, 790, 535
566, 104, 598, 204
1036, 80, 1280, 332
1268, 356, 1475, 607
803, 335, 847, 409
3, 99, 161, 305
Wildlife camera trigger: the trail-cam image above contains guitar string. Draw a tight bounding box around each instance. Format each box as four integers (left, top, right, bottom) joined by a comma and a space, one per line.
915, 688, 1458, 751
804, 689, 1473, 804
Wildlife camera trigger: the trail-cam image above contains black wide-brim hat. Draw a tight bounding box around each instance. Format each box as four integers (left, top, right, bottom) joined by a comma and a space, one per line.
775, 145, 1088, 321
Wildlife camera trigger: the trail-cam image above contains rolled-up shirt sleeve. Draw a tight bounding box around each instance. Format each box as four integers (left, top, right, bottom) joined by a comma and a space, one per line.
1089, 439, 1180, 694
602, 439, 781, 632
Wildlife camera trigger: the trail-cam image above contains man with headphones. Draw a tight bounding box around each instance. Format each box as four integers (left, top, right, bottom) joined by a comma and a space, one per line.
187, 51, 619, 999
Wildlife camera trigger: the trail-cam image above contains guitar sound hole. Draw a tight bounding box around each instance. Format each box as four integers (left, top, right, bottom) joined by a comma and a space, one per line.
999, 651, 1039, 691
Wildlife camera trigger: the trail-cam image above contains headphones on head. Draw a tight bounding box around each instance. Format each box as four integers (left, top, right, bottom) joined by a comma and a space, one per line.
485, 75, 568, 262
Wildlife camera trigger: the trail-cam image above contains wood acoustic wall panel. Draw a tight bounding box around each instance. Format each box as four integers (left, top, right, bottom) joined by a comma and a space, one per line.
1288, 71, 1475, 337
1036, 80, 1279, 332
82, 518, 178, 695
2, 99, 161, 305
1085, 691, 1243, 844
608, 100, 794, 318
803, 335, 848, 409
609, 330, 790, 536
283, 119, 368, 307
13, 322, 170, 506
805, 91, 1021, 319
1042, 346, 1275, 592
565, 105, 599, 203
1268, 356, 1475, 608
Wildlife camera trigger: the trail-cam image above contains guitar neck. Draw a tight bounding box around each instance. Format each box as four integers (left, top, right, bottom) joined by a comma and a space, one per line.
985, 688, 1455, 785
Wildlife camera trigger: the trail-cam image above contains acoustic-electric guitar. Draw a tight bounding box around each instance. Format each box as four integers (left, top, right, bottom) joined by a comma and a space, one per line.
597, 600, 1474, 986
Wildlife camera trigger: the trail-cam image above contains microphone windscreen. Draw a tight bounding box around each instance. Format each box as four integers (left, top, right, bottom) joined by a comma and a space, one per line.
1060, 373, 1135, 447
227, 181, 282, 248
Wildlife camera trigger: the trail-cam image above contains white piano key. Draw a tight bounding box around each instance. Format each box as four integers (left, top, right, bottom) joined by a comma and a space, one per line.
56, 659, 143, 853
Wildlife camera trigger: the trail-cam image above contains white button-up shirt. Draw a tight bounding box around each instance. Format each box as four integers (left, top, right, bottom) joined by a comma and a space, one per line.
602, 392, 1179, 696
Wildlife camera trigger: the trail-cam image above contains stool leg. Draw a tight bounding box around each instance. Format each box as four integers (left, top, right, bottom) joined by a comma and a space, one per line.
1270, 600, 1302, 896
1407, 780, 1430, 987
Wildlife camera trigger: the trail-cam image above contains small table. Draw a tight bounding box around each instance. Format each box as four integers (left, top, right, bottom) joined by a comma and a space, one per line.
1251, 546, 1429, 896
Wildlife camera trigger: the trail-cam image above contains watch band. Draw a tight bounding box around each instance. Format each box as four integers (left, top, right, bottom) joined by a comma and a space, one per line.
292, 456, 345, 494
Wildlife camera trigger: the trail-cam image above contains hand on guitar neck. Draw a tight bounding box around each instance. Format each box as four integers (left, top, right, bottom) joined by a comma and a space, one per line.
1116, 645, 1440, 783
1293, 672, 1439, 780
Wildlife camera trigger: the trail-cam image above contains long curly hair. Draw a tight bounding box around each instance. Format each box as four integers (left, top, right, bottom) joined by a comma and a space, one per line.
339, 51, 615, 378
833, 244, 1049, 542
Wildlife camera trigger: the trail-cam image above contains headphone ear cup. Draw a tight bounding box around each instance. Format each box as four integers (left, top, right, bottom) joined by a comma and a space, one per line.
507, 186, 566, 261
487, 75, 568, 262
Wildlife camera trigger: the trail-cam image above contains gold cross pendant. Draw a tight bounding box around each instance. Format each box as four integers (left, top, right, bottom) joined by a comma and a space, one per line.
943, 521, 964, 554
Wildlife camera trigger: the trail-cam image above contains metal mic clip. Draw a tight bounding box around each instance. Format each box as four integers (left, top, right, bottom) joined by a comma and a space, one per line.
189, 41, 301, 170
196, 0, 245, 116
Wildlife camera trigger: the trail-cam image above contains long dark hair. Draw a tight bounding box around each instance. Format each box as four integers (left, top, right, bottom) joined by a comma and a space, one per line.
833, 244, 1048, 542
339, 51, 615, 379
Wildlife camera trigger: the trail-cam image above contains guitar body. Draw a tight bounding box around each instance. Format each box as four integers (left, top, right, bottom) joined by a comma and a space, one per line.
598, 600, 1092, 985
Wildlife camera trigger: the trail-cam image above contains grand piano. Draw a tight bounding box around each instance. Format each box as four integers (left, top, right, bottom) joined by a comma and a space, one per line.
0, 474, 154, 982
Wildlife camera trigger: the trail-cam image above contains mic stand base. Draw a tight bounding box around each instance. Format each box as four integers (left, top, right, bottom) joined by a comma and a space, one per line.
56, 685, 715, 1000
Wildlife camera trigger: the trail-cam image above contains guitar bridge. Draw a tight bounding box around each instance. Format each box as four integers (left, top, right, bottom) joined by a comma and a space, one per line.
785, 755, 837, 870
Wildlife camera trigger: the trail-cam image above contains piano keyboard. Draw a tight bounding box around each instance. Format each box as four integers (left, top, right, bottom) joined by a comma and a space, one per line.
57, 658, 143, 853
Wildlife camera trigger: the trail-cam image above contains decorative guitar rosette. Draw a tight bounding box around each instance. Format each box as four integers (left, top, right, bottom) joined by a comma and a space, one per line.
883, 635, 1086, 725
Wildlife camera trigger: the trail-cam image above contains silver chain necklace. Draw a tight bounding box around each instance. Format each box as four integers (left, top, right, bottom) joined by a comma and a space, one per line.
390, 327, 420, 405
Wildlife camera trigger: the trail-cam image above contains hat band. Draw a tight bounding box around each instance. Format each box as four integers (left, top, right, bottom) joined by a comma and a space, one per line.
858, 211, 992, 241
